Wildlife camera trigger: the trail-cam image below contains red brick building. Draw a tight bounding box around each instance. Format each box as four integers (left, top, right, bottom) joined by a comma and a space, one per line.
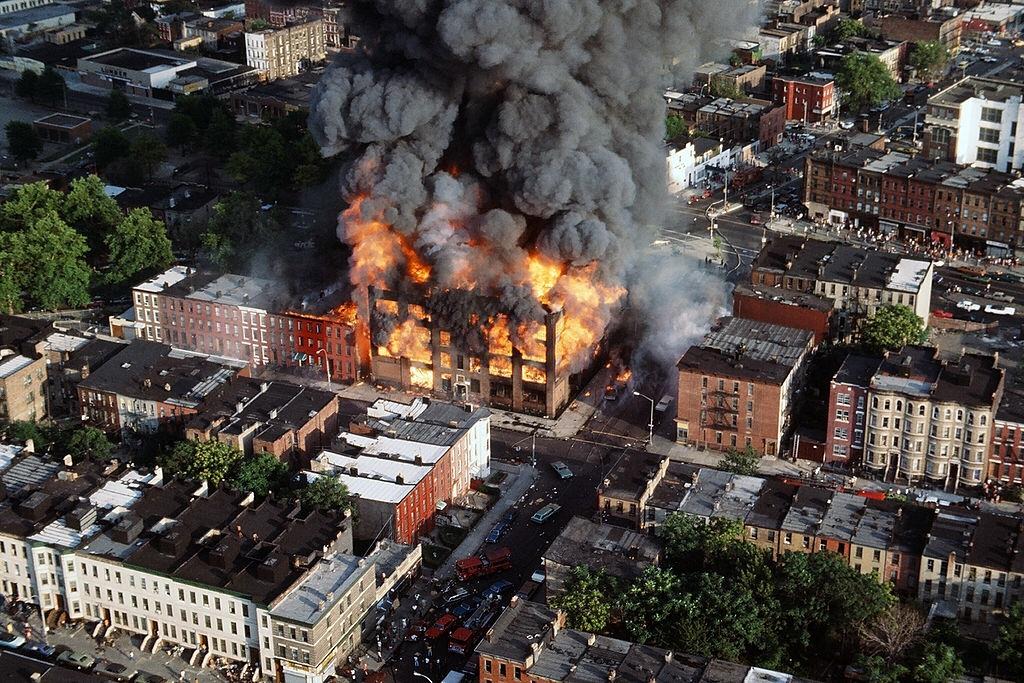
825, 354, 881, 465
78, 341, 248, 436
990, 386, 1024, 485
772, 74, 835, 123
185, 378, 338, 467
732, 283, 833, 345
676, 318, 814, 456
126, 268, 359, 384
306, 397, 491, 544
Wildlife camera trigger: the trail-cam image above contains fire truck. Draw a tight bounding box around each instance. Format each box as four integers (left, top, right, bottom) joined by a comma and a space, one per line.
729, 166, 762, 191
454, 546, 512, 582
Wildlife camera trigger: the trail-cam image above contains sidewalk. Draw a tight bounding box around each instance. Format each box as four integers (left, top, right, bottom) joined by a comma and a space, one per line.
648, 433, 816, 479
434, 461, 538, 581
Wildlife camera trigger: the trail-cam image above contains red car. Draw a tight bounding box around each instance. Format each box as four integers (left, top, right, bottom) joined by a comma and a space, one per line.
424, 614, 458, 642
749, 213, 762, 225
931, 309, 953, 319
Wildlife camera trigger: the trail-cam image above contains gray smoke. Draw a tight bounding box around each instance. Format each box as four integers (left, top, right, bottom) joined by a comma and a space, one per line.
310, 0, 761, 370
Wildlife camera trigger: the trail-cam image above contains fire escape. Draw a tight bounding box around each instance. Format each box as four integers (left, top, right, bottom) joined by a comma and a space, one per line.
700, 386, 739, 434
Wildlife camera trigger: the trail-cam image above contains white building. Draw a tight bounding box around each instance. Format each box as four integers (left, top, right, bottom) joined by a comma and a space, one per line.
927, 78, 1024, 173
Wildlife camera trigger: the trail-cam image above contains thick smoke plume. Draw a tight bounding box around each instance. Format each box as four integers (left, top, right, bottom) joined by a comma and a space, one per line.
310, 0, 760, 373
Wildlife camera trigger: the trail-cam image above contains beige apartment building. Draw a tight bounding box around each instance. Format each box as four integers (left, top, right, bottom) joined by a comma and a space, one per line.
245, 17, 325, 81
863, 347, 1004, 488
0, 454, 420, 683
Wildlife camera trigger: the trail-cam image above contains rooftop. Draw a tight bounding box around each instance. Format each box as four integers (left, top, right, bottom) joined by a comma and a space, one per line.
33, 113, 90, 128
678, 317, 813, 385
599, 451, 667, 502
82, 47, 193, 71
543, 517, 660, 580
833, 353, 882, 388
133, 265, 191, 294
0, 2, 74, 30
78, 341, 244, 408
188, 377, 335, 440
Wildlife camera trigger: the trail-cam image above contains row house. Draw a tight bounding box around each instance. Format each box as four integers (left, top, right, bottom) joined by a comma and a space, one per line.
0, 452, 421, 683
804, 148, 1024, 254
305, 396, 490, 544
639, 463, 1024, 617
77, 341, 248, 436
991, 386, 1024, 485
116, 267, 359, 384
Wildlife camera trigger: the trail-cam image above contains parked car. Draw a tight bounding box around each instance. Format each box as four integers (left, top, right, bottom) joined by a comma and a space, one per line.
425, 614, 459, 642
499, 508, 517, 524
749, 213, 762, 225
483, 580, 515, 601
655, 394, 673, 413
443, 587, 471, 605
451, 596, 482, 619
531, 503, 562, 524
530, 568, 546, 583
0, 632, 24, 650
130, 674, 168, 683
57, 650, 97, 671
990, 291, 1015, 303
484, 521, 510, 544
551, 461, 573, 479
22, 642, 56, 660
985, 304, 1016, 316
931, 309, 953, 319
956, 300, 981, 312
95, 659, 134, 682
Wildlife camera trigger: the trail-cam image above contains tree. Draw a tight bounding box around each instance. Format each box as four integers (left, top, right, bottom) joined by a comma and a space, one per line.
92, 126, 131, 169
0, 234, 22, 314
5, 121, 42, 164
618, 566, 683, 645
105, 89, 132, 121
710, 79, 744, 99
202, 191, 284, 268
203, 108, 238, 158
862, 304, 927, 352
721, 445, 759, 476
993, 602, 1024, 678
16, 212, 91, 310
62, 174, 124, 250
14, 70, 38, 100
162, 440, 243, 486
226, 124, 291, 197
910, 642, 963, 683
659, 514, 743, 571
775, 551, 894, 666
835, 19, 874, 41
229, 453, 289, 497
299, 474, 352, 512
2, 421, 50, 446
104, 208, 173, 286
665, 115, 687, 143
64, 427, 114, 462
0, 181, 62, 230
836, 52, 901, 112
129, 132, 167, 179
858, 603, 928, 663
852, 655, 907, 683
910, 41, 949, 83
550, 566, 613, 633
35, 67, 65, 108
166, 113, 198, 150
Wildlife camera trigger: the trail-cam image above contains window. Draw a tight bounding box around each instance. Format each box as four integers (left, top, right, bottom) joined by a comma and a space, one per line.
982, 107, 1002, 123
978, 147, 999, 164
979, 127, 1000, 144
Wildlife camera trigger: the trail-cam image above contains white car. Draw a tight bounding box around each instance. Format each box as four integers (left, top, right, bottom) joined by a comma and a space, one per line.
985, 304, 1016, 316
957, 300, 981, 312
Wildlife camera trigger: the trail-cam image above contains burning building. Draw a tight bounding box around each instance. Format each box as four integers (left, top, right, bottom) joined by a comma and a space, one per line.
308, 0, 761, 414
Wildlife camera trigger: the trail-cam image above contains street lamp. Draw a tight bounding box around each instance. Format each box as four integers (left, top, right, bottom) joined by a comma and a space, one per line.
633, 391, 655, 445
412, 673, 435, 683
315, 348, 332, 391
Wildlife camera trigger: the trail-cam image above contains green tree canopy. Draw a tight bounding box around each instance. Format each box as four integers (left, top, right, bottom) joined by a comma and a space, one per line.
721, 445, 759, 476
129, 132, 167, 179
665, 115, 687, 143
92, 126, 131, 169
64, 427, 114, 462
35, 67, 65, 108
550, 566, 614, 633
835, 19, 875, 41
201, 191, 283, 268
63, 175, 124, 250
229, 453, 289, 497
710, 79, 743, 99
5, 121, 42, 164
105, 89, 132, 121
104, 207, 173, 286
836, 52, 901, 112
909, 41, 949, 82
166, 113, 198, 150
862, 304, 927, 352
994, 602, 1024, 678
14, 70, 38, 100
910, 642, 964, 683
619, 566, 683, 645
162, 440, 243, 486
15, 212, 91, 310
299, 474, 352, 512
